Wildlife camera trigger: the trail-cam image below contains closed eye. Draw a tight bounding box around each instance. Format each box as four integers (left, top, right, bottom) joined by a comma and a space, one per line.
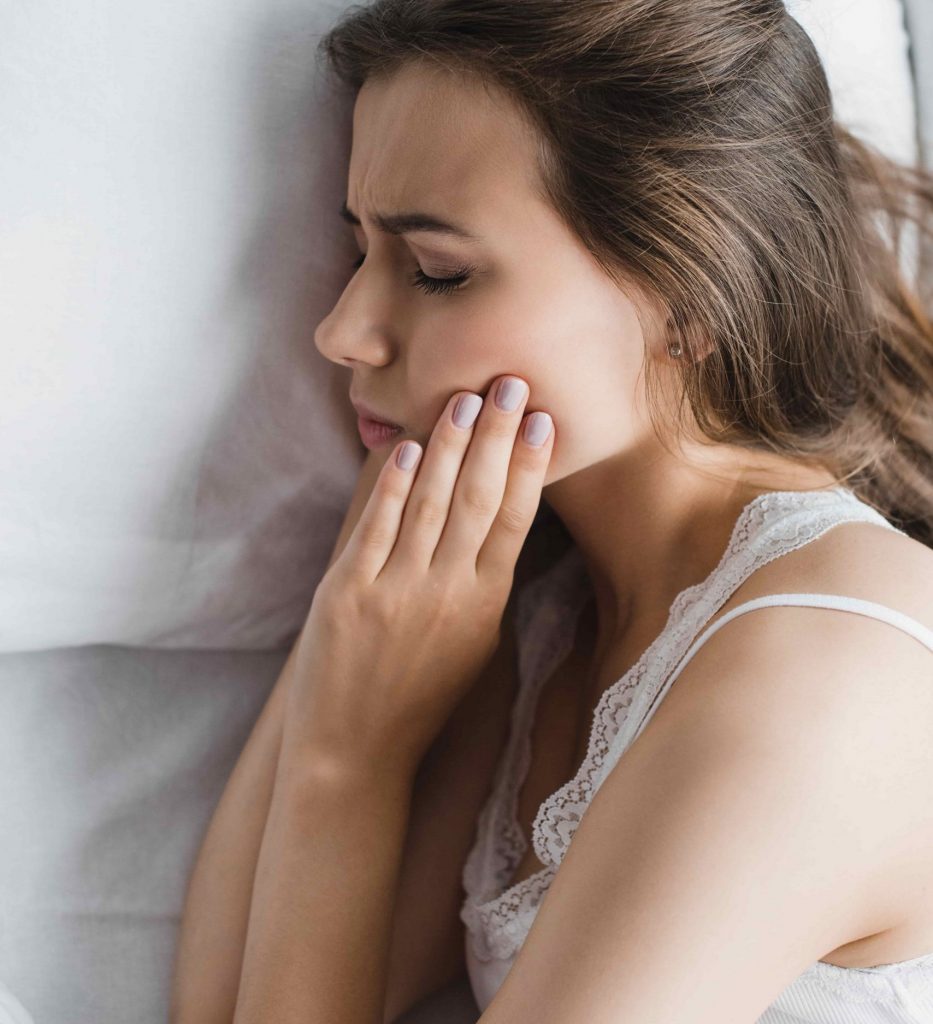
350, 253, 474, 296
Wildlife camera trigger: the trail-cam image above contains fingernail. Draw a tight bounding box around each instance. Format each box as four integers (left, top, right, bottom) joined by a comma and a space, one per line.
523, 412, 552, 447
495, 377, 526, 412
452, 393, 483, 429
396, 441, 421, 470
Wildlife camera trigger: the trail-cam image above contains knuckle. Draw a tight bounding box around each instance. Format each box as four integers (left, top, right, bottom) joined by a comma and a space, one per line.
359, 521, 395, 551
434, 575, 471, 616
507, 450, 537, 477
365, 591, 397, 627
316, 583, 357, 631
496, 502, 529, 535
381, 476, 410, 501
485, 415, 518, 440
432, 579, 458, 612
436, 426, 467, 451
488, 570, 516, 606
478, 592, 507, 631
461, 484, 499, 519
410, 493, 448, 528
318, 602, 345, 635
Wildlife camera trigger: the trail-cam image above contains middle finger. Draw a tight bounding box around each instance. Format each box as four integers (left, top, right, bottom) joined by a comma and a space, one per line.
436, 375, 529, 563
391, 387, 485, 566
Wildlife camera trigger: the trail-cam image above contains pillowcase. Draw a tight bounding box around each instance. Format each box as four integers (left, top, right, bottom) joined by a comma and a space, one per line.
902, 0, 933, 167
786, 0, 917, 166
0, 0, 365, 653
0, 0, 918, 654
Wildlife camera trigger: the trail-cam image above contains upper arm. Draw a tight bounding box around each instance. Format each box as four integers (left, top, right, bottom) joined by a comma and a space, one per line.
477, 606, 923, 1024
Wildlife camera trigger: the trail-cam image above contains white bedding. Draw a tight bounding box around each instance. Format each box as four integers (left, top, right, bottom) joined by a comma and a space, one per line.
0, 0, 922, 1021
0, 0, 919, 655
0, 0, 364, 654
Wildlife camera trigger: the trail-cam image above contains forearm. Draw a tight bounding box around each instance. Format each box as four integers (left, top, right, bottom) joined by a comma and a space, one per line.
171, 448, 387, 1023
170, 645, 295, 1024
233, 749, 415, 1024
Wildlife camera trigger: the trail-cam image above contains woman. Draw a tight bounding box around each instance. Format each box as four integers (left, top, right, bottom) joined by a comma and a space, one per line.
171, 1, 933, 1021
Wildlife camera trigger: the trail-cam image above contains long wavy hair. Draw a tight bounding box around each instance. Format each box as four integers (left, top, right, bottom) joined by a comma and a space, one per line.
318, 0, 933, 547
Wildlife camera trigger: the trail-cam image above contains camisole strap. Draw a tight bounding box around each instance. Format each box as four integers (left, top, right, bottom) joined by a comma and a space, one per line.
633, 593, 933, 746
689, 593, 933, 657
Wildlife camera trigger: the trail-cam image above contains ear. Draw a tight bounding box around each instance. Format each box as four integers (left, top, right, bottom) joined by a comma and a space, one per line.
664, 307, 716, 364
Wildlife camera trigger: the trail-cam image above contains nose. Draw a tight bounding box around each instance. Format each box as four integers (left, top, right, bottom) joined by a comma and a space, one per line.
313, 274, 396, 369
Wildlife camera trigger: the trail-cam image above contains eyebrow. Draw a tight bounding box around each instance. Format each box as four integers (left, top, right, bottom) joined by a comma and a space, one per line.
339, 200, 482, 242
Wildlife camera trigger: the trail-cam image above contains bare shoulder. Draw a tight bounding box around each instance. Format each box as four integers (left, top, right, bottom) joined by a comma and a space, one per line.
691, 515, 933, 733
662, 515, 933, 750
816, 518, 933, 603
673, 511, 933, 710
653, 517, 933, 960
709, 517, 933, 664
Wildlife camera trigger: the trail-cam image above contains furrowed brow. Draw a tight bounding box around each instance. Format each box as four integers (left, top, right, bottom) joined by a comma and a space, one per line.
339, 200, 482, 242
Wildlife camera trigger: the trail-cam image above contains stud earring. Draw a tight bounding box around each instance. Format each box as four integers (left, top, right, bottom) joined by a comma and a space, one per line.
667, 341, 683, 359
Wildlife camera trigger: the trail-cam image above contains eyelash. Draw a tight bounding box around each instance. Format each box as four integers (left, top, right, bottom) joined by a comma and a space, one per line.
350, 253, 473, 295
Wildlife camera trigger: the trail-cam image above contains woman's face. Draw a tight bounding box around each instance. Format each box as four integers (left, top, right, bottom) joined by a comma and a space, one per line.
314, 62, 670, 484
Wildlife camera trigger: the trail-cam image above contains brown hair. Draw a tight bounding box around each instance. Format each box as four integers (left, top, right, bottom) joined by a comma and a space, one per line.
318, 0, 933, 546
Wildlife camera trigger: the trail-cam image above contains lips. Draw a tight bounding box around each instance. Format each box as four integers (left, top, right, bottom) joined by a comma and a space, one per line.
350, 397, 403, 430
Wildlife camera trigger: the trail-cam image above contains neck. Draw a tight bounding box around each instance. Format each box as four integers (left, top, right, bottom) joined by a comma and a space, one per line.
541, 436, 839, 655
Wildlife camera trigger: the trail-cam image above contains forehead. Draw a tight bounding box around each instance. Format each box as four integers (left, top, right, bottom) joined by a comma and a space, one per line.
348, 63, 544, 226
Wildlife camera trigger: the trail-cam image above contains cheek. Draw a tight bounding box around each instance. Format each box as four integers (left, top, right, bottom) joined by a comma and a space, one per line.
409, 304, 528, 384
507, 319, 643, 473
406, 284, 643, 455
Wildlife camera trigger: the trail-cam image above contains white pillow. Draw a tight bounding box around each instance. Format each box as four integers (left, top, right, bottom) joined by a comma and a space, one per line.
0, 0, 919, 655
786, 0, 917, 167
0, 4, 920, 1023
0, 0, 365, 653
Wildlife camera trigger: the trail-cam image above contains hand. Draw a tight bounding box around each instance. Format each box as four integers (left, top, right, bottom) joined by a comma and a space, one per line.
282, 375, 555, 781
323, 445, 397, 574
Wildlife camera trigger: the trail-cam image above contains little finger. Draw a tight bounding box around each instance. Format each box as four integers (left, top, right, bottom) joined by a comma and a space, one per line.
338, 439, 424, 583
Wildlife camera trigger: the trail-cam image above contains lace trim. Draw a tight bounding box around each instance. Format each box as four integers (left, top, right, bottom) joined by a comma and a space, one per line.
460, 544, 590, 960
802, 950, 933, 999
535, 491, 899, 870
461, 487, 904, 965
796, 951, 933, 1002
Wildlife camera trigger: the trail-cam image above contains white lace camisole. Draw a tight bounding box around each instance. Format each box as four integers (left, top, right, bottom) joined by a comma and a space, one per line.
459, 486, 933, 1023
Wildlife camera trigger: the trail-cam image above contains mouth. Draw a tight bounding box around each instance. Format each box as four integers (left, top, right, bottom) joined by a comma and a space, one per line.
350, 397, 403, 429
356, 416, 404, 450
351, 397, 405, 450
